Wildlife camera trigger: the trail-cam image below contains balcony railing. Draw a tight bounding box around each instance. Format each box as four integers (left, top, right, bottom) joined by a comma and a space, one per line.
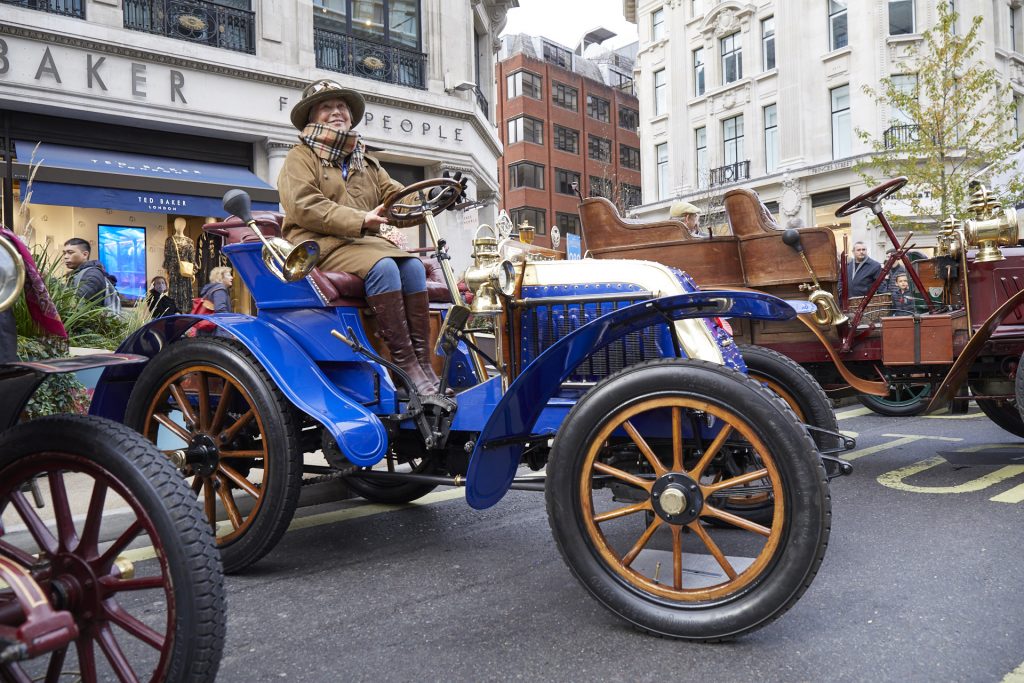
1, 0, 84, 18
884, 123, 920, 149
709, 160, 750, 187
314, 27, 427, 90
472, 85, 489, 119
123, 0, 255, 54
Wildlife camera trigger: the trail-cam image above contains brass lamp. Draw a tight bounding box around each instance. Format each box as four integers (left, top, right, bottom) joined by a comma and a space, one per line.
963, 185, 1017, 263
463, 225, 515, 316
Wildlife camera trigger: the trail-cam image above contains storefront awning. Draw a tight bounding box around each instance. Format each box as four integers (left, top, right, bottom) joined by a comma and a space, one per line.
15, 141, 279, 215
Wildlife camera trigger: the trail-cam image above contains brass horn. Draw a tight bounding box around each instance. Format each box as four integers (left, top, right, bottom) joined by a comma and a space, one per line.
782, 229, 848, 327
0, 235, 25, 313
222, 190, 320, 282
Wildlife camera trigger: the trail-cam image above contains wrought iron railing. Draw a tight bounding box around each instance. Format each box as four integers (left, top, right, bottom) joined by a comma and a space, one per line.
884, 123, 920, 148
473, 85, 489, 118
314, 27, 427, 90
709, 160, 750, 187
1, 0, 84, 18
123, 0, 255, 54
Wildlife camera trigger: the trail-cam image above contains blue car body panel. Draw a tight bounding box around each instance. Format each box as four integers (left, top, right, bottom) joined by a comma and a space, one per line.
464, 291, 815, 510
90, 312, 390, 466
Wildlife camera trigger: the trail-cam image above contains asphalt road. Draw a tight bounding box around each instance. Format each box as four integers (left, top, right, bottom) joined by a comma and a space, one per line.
193, 403, 1024, 683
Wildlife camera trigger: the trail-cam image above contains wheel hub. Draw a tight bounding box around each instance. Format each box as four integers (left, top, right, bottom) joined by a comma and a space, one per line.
650, 473, 703, 525
50, 552, 102, 620
187, 433, 220, 477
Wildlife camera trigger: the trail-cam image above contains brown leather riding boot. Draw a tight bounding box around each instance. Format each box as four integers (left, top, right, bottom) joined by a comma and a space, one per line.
403, 291, 442, 389
366, 291, 435, 396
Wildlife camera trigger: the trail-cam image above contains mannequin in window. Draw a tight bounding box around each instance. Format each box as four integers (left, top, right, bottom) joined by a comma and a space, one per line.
163, 217, 196, 314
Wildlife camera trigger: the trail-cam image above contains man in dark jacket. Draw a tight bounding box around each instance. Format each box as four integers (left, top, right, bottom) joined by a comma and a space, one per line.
846, 241, 881, 297
63, 238, 109, 303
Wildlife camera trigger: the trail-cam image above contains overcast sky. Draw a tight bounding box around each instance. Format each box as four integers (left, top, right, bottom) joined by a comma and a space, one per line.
500, 0, 639, 50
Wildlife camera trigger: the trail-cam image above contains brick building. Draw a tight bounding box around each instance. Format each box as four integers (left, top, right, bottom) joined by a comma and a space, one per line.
496, 32, 641, 250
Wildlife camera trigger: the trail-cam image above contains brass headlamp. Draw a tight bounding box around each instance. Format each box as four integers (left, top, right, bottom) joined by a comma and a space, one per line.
934, 215, 961, 259
963, 185, 1018, 262
463, 224, 515, 316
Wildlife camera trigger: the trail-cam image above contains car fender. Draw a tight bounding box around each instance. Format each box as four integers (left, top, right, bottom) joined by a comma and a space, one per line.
925, 286, 1024, 414
90, 314, 388, 466
465, 290, 814, 510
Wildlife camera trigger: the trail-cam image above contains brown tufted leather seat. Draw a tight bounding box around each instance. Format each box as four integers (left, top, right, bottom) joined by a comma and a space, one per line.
204, 214, 453, 306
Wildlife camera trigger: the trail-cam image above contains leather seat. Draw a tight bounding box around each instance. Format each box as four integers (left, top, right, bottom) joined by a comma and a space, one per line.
203, 213, 453, 306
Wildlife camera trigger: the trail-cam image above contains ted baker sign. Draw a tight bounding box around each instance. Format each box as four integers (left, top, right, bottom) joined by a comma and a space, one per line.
1, 37, 465, 143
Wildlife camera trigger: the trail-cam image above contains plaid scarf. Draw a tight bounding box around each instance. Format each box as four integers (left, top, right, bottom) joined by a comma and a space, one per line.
300, 123, 366, 173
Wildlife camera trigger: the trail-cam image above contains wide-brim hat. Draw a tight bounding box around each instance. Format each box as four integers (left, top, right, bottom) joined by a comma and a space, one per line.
669, 201, 700, 217
290, 79, 366, 130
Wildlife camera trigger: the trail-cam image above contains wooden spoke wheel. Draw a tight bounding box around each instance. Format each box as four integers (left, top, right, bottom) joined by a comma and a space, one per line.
545, 359, 830, 641
126, 337, 302, 574
0, 416, 225, 682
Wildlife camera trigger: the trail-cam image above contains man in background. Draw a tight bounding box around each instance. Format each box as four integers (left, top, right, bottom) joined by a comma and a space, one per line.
669, 201, 704, 237
63, 238, 112, 303
846, 241, 880, 297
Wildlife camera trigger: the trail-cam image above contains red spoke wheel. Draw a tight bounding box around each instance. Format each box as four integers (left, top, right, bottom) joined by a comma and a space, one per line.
125, 337, 302, 574
0, 415, 225, 682
545, 359, 830, 641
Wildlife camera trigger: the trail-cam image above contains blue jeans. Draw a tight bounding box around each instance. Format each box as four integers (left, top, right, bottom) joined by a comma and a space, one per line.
364, 257, 426, 296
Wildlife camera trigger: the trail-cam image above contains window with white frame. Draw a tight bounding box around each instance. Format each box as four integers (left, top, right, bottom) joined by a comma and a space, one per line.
723, 114, 744, 166
831, 84, 851, 159
654, 69, 667, 115
507, 116, 544, 145
890, 74, 917, 124
695, 126, 708, 188
762, 17, 775, 70
656, 143, 669, 200
828, 1, 848, 51
652, 7, 665, 41
764, 104, 778, 174
693, 48, 706, 96
721, 32, 742, 84
507, 71, 542, 99
889, 0, 914, 35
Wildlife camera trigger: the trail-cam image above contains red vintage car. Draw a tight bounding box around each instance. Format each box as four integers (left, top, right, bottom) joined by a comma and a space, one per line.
580, 176, 1024, 434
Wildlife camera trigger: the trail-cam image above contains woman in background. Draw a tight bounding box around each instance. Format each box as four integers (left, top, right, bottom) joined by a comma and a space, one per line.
145, 276, 178, 318
199, 267, 234, 313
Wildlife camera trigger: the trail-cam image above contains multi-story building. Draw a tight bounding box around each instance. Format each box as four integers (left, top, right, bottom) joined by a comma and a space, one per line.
624, 0, 1022, 254
496, 31, 641, 250
0, 0, 516, 296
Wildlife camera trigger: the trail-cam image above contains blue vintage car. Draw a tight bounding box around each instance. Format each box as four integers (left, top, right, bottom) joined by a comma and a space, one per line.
90, 179, 849, 641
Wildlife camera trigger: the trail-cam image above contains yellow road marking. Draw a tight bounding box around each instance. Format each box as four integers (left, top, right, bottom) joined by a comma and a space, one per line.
836, 407, 871, 420
923, 412, 983, 419
878, 455, 1024, 494
118, 488, 467, 565
1002, 660, 1024, 682
842, 433, 961, 462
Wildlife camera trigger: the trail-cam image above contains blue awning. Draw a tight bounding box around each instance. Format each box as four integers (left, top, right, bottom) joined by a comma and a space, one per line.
15, 141, 279, 214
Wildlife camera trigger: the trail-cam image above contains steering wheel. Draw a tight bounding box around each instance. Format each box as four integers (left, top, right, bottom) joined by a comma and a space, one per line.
381, 177, 463, 228
835, 176, 908, 217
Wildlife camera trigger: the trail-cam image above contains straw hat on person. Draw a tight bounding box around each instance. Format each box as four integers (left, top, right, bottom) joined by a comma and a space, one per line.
290, 79, 366, 130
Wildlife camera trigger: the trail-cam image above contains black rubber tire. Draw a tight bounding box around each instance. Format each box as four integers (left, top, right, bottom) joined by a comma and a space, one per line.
739, 345, 838, 450
0, 415, 225, 682
857, 385, 930, 417
975, 398, 1024, 438
344, 462, 440, 504
125, 337, 302, 574
545, 359, 831, 641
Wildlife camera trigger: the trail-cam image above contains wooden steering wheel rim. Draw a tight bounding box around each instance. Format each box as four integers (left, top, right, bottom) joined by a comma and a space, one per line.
835, 176, 908, 217
381, 177, 462, 228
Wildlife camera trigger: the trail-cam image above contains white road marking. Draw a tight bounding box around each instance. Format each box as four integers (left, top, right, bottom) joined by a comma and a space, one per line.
1002, 660, 1024, 682
843, 433, 962, 462
836, 407, 871, 420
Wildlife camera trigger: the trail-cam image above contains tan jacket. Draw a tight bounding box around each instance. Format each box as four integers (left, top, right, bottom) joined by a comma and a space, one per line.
277, 143, 409, 279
